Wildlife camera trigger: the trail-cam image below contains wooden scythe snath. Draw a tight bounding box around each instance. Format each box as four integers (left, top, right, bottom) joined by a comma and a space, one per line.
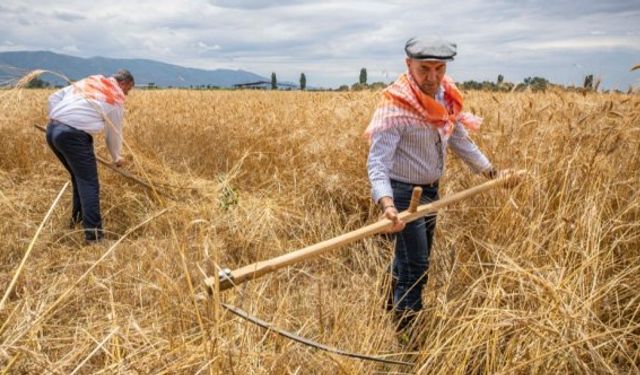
205, 170, 526, 293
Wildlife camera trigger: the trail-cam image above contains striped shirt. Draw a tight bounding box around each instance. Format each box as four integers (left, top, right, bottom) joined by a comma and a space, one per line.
367, 88, 492, 203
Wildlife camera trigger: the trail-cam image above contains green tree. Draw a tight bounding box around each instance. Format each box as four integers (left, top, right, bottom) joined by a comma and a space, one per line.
359, 68, 367, 85
369, 81, 387, 90
271, 72, 277, 90
351, 83, 367, 91
523, 76, 549, 92
26, 77, 50, 88
583, 74, 594, 90
299, 73, 306, 90
460, 80, 482, 90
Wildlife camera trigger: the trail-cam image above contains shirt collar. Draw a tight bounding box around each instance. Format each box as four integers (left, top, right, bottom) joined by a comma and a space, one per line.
435, 85, 445, 104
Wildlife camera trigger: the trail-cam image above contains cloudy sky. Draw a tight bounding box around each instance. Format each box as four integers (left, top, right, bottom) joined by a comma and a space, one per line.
1, 0, 639, 89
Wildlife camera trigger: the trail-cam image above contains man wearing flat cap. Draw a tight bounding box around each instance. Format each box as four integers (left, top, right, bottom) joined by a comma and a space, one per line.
366, 37, 498, 332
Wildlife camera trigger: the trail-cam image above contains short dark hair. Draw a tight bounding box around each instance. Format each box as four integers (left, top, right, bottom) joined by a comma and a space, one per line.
112, 69, 135, 86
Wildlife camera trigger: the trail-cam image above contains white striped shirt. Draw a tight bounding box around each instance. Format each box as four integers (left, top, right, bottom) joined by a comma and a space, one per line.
367, 88, 492, 203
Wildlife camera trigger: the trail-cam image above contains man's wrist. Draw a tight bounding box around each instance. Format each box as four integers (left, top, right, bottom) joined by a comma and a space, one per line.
379, 197, 395, 211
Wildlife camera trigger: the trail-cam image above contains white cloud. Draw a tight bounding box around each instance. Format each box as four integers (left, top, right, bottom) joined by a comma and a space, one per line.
515, 36, 640, 51
61, 45, 80, 53
53, 10, 86, 22
0, 0, 638, 88
197, 41, 222, 51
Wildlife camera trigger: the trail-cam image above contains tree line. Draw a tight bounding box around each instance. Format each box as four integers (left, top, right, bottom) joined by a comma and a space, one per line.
20, 68, 619, 93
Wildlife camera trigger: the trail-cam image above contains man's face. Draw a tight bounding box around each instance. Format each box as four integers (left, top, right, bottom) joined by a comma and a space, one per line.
406, 58, 446, 97
118, 81, 134, 95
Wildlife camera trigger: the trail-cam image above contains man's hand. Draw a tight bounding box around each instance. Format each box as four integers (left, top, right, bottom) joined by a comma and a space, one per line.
382, 206, 406, 233
113, 158, 127, 168
482, 166, 498, 179
482, 167, 524, 189
378, 197, 405, 233
497, 169, 524, 188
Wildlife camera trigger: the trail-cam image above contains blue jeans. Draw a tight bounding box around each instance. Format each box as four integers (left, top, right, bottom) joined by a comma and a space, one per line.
391, 179, 439, 313
46, 121, 103, 241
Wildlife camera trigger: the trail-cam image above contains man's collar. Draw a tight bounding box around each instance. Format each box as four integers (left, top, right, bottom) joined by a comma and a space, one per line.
435, 85, 444, 103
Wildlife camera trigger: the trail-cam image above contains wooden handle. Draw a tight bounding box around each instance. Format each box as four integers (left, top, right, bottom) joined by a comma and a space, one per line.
205, 170, 526, 293
408, 187, 422, 213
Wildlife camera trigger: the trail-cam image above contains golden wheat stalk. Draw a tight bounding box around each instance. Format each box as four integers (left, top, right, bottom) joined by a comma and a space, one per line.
0, 182, 69, 312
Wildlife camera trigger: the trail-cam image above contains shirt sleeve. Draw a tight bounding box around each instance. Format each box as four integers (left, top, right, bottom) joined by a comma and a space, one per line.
47, 86, 71, 115
104, 105, 124, 162
448, 123, 492, 174
367, 126, 401, 203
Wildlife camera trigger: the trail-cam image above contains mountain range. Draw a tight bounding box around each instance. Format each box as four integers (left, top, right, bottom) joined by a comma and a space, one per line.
0, 51, 268, 88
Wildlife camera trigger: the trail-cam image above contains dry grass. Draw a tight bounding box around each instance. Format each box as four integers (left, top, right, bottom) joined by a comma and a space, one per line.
0, 87, 639, 374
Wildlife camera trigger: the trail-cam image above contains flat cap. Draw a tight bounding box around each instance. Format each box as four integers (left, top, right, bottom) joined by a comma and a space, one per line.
405, 37, 457, 61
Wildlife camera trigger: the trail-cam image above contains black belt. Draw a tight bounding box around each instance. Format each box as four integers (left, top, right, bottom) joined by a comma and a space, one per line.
390, 179, 439, 189
49, 119, 76, 129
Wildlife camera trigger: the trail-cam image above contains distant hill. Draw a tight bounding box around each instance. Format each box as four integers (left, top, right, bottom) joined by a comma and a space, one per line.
0, 51, 267, 88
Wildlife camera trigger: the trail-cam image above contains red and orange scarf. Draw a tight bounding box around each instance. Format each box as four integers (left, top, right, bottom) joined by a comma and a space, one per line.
365, 72, 481, 139
72, 75, 125, 106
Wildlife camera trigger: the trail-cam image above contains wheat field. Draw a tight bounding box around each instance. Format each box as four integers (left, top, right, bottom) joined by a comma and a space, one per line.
0, 87, 639, 374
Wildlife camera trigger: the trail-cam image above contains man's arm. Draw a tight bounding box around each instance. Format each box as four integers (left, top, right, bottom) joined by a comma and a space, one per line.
368, 127, 401, 204
448, 123, 494, 176
104, 106, 124, 165
367, 127, 405, 232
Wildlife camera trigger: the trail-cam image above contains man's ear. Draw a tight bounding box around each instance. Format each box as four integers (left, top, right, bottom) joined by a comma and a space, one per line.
405, 58, 412, 70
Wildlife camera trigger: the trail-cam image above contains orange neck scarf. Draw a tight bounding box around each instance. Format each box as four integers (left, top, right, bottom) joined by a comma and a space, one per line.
73, 75, 125, 106
365, 72, 481, 139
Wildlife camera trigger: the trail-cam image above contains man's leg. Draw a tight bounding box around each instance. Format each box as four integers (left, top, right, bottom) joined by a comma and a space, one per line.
391, 182, 429, 324
50, 126, 103, 241
46, 123, 82, 225
390, 182, 439, 330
